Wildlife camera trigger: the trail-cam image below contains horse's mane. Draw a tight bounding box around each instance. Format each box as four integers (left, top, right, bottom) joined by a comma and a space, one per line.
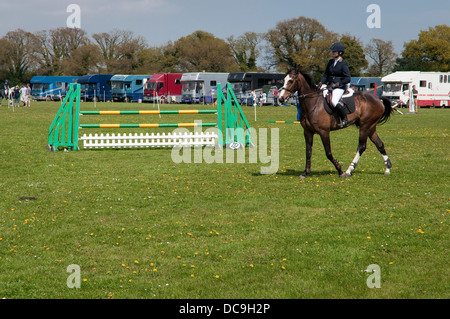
298, 69, 318, 91
289, 67, 318, 91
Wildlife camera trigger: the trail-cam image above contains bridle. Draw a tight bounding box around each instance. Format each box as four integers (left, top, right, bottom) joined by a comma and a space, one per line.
281, 73, 324, 100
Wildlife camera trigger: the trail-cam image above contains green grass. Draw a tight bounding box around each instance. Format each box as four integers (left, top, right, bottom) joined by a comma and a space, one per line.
0, 100, 448, 299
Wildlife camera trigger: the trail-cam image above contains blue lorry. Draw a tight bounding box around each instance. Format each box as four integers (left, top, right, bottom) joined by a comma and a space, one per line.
77, 74, 113, 102
30, 76, 79, 101
110, 74, 151, 102
350, 77, 383, 96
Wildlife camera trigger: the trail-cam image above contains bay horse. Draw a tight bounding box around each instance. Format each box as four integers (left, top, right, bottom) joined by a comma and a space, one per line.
278, 68, 393, 178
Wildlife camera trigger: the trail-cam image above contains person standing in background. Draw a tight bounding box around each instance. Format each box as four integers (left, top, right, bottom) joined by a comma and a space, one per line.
13, 85, 21, 108
412, 85, 418, 113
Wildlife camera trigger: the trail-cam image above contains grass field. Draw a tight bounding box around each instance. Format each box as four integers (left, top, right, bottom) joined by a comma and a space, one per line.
0, 99, 448, 299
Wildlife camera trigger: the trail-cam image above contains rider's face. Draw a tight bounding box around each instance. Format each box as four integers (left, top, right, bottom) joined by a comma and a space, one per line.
331, 51, 339, 58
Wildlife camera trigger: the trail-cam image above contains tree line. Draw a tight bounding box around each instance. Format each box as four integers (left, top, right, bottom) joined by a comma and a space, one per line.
0, 16, 448, 85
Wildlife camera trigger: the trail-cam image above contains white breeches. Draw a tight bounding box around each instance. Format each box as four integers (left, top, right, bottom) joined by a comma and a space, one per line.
331, 88, 345, 107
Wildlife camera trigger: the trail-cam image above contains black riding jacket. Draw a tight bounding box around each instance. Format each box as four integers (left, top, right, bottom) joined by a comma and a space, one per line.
320, 58, 351, 90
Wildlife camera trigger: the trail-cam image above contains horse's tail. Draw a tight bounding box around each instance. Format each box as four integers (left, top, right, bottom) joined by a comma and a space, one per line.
378, 97, 393, 125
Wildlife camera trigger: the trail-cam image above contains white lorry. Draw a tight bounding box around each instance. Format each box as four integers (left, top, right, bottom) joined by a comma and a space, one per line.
382, 71, 450, 110
181, 72, 229, 104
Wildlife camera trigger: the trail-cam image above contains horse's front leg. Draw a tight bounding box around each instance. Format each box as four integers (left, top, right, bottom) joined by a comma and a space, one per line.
299, 129, 314, 179
319, 131, 345, 177
344, 128, 369, 177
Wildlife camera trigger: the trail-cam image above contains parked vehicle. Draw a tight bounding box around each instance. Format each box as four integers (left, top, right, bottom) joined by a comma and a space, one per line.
143, 73, 182, 103
181, 72, 229, 103
111, 75, 151, 102
30, 76, 79, 101
227, 72, 285, 105
77, 74, 113, 102
382, 71, 450, 108
350, 77, 383, 96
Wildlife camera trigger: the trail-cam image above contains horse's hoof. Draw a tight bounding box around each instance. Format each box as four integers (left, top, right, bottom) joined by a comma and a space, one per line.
340, 172, 351, 178
384, 171, 391, 176
299, 174, 307, 179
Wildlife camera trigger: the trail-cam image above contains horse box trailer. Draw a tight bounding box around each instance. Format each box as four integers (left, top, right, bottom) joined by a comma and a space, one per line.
30, 76, 79, 101
143, 73, 182, 103
181, 72, 229, 103
227, 72, 285, 105
77, 74, 113, 102
350, 77, 383, 96
111, 74, 151, 102
382, 71, 450, 108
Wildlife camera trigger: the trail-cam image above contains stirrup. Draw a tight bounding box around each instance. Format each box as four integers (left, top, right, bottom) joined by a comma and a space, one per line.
338, 118, 348, 128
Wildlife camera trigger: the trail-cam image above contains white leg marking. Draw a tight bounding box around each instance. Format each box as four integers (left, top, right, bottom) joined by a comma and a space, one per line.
382, 155, 391, 175
346, 152, 361, 175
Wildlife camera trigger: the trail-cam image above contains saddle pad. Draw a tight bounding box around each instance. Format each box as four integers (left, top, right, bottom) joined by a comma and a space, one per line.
323, 95, 356, 115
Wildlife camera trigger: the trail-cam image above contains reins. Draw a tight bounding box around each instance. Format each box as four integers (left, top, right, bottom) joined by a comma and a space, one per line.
298, 89, 324, 99
281, 75, 325, 100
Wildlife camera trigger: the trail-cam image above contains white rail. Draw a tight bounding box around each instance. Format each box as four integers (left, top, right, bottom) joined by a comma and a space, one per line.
79, 132, 218, 149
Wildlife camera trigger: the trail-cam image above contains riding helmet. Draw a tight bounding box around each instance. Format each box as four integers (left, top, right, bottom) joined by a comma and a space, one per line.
330, 42, 345, 53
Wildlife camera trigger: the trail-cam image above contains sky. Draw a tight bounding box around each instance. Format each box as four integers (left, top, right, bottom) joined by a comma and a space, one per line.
1, 0, 449, 57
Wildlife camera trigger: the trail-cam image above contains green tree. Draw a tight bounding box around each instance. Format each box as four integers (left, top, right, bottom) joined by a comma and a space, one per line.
266, 16, 338, 80
227, 32, 263, 72
173, 31, 238, 72
32, 27, 91, 75
0, 29, 36, 84
365, 38, 397, 76
394, 24, 450, 72
339, 34, 368, 77
92, 29, 147, 74
136, 42, 178, 74
60, 44, 102, 76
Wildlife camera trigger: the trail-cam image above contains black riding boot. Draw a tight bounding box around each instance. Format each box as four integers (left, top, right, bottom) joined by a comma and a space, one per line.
335, 103, 348, 127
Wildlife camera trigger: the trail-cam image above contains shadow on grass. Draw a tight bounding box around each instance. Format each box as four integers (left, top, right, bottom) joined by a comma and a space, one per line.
251, 168, 388, 178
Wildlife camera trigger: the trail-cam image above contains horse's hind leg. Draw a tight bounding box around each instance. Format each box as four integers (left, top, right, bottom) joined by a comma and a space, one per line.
369, 130, 392, 175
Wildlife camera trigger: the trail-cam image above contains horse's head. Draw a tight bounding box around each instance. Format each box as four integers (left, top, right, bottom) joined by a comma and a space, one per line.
278, 69, 301, 104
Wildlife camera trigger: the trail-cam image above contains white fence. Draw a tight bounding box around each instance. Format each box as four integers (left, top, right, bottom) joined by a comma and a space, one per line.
80, 132, 218, 149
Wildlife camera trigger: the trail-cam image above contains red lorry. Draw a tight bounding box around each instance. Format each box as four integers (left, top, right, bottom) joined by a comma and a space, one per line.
143, 73, 182, 103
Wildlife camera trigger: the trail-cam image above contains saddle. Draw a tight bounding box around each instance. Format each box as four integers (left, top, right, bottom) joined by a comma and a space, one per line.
323, 89, 356, 115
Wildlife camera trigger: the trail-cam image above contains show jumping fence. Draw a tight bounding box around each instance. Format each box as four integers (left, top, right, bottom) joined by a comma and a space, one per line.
47, 83, 251, 151
267, 121, 301, 124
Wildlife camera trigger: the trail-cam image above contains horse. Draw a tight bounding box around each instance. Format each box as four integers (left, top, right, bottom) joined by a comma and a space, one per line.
278, 68, 393, 178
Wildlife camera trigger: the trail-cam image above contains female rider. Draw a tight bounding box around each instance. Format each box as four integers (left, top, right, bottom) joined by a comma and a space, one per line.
318, 42, 351, 127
